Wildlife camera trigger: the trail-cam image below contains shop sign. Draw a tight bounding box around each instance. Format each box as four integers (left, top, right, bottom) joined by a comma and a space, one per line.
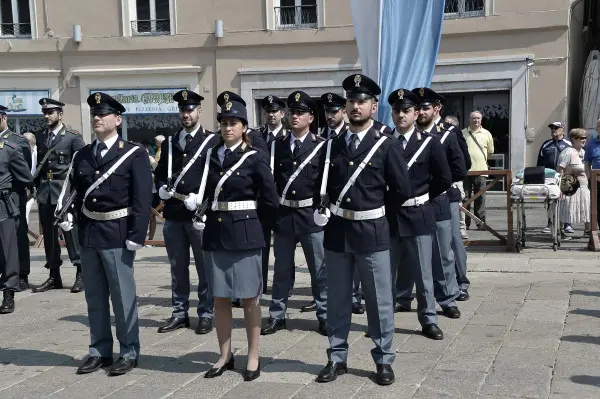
0, 90, 50, 116
90, 88, 185, 114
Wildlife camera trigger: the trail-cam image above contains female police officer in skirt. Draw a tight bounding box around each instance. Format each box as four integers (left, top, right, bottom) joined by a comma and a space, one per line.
185, 99, 278, 381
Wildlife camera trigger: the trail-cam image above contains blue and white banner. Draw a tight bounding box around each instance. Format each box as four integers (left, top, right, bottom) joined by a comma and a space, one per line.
350, 0, 445, 127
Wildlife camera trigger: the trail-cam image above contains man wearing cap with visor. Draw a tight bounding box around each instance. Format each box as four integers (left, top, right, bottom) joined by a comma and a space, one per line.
59, 92, 152, 376
537, 121, 570, 233
33, 98, 85, 294
313, 74, 410, 386
261, 90, 328, 337
154, 89, 217, 335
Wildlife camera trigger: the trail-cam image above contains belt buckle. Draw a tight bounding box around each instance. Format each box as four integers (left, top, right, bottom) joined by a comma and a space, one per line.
217, 203, 227, 211
343, 210, 352, 219
47, 171, 53, 180
290, 200, 299, 207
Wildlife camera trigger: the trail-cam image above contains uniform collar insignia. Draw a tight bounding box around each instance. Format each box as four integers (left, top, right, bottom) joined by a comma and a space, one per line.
119, 140, 124, 149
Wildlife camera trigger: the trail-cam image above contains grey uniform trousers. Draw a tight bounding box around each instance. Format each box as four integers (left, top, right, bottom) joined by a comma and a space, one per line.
270, 231, 327, 322
392, 235, 438, 326
450, 201, 469, 290
81, 247, 139, 360
325, 249, 395, 365
164, 220, 213, 319
432, 219, 459, 308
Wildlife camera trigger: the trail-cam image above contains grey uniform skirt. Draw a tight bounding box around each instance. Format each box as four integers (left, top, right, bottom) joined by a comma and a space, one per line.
204, 249, 263, 299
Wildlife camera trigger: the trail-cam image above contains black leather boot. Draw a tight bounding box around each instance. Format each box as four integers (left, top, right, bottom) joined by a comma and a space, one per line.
71, 266, 84, 293
32, 269, 63, 293
0, 291, 15, 314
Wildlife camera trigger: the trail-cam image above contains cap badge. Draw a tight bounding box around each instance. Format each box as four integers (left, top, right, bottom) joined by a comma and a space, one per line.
354, 74, 361, 87
327, 93, 332, 103
295, 92, 301, 102
398, 89, 404, 100
268, 95, 273, 104
182, 91, 188, 101
225, 101, 232, 111
223, 93, 229, 102
419, 88, 425, 97
94, 93, 102, 104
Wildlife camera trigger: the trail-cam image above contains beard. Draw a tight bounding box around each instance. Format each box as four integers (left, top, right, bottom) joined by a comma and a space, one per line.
416, 114, 433, 129
348, 114, 371, 127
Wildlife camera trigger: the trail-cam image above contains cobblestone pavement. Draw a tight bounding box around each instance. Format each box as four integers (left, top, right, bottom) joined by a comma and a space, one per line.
1, 242, 600, 399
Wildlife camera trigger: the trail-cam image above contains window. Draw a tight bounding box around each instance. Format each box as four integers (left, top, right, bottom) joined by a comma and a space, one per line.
131, 0, 171, 36
444, 0, 486, 19
274, 0, 318, 30
0, 0, 31, 38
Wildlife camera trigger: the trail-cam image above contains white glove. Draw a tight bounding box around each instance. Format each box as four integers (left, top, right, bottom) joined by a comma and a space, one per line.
58, 213, 74, 231
193, 221, 206, 231
126, 240, 143, 251
313, 208, 330, 227
158, 185, 173, 200
184, 193, 198, 211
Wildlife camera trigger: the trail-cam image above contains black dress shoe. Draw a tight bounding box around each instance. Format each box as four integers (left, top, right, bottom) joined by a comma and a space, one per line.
204, 355, 234, 378
108, 357, 137, 376
71, 271, 84, 293
32, 272, 63, 293
260, 318, 286, 335
316, 361, 347, 383
301, 301, 317, 312
375, 364, 395, 385
422, 324, 444, 340
352, 303, 365, 314
243, 360, 261, 381
394, 303, 411, 312
442, 306, 461, 319
76, 356, 113, 374
0, 291, 15, 314
157, 316, 190, 333
457, 290, 470, 301
18, 277, 29, 291
195, 317, 213, 334
317, 320, 327, 336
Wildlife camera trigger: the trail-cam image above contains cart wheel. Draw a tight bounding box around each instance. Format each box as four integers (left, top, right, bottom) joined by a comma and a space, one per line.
553, 243, 558, 251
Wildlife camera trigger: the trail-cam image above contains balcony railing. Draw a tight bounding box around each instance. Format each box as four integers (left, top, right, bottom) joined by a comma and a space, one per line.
0, 23, 32, 38
444, 0, 486, 19
274, 5, 318, 30
131, 19, 171, 36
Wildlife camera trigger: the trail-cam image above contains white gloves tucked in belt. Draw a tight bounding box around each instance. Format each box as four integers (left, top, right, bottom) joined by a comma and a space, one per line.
192, 214, 206, 231
158, 185, 173, 200
126, 240, 143, 251
184, 193, 198, 211
313, 208, 330, 227
58, 213, 74, 231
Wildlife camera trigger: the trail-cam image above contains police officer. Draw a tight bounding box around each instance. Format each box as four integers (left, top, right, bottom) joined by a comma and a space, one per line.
411, 87, 465, 319
216, 91, 268, 152
388, 88, 452, 340
0, 111, 32, 291
154, 90, 216, 335
59, 92, 152, 376
258, 95, 287, 293
32, 98, 85, 293
319, 92, 364, 315
261, 91, 328, 337
314, 74, 411, 385
0, 104, 33, 313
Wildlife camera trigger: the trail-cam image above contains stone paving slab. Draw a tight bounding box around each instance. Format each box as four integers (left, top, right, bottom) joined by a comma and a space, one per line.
1, 247, 600, 398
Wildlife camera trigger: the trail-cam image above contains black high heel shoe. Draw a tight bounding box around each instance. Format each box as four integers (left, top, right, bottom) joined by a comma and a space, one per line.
243, 360, 261, 381
204, 355, 234, 378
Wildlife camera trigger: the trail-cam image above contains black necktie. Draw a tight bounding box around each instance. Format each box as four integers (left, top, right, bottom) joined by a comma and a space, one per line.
348, 134, 358, 154
185, 134, 193, 148
46, 132, 54, 148
222, 148, 232, 165
293, 139, 302, 157
399, 135, 407, 150
96, 142, 106, 164
268, 132, 275, 144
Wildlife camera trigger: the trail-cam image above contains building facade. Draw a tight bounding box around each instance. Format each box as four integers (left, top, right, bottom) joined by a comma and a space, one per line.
0, 0, 591, 173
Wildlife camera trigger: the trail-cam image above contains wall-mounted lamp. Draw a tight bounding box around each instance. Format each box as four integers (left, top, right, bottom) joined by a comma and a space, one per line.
525, 57, 534, 67
215, 20, 224, 39
73, 24, 82, 43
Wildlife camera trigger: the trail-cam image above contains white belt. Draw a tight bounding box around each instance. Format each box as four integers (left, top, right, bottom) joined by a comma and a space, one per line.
329, 205, 385, 221
172, 192, 186, 201
401, 193, 430, 207
82, 206, 132, 221
211, 200, 257, 211
280, 197, 313, 208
